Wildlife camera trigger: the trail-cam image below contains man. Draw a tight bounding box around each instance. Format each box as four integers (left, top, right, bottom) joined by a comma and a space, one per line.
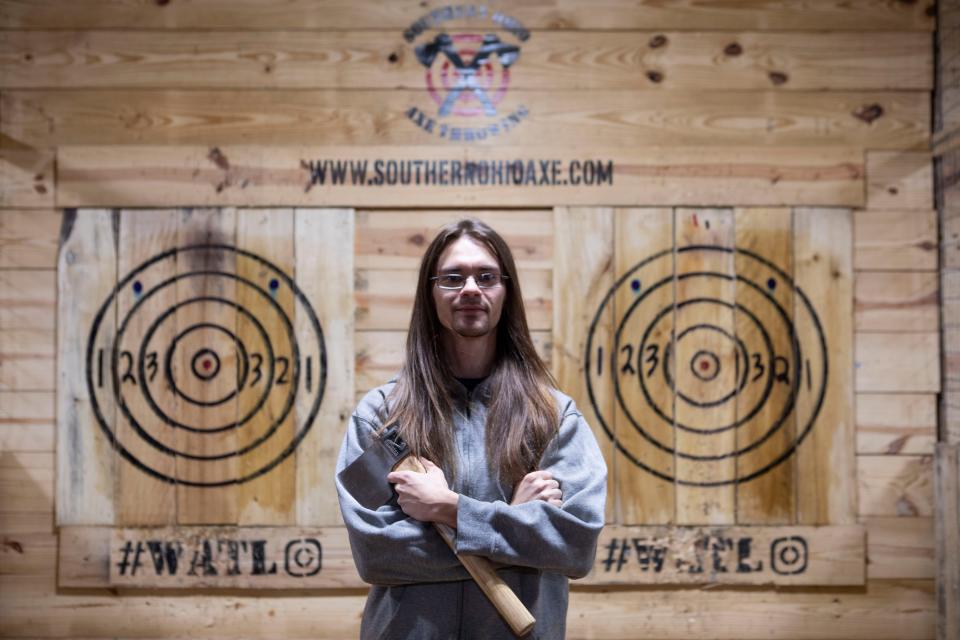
335, 218, 607, 639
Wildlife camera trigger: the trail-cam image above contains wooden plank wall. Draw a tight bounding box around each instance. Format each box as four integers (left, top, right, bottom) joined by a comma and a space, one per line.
0, 1, 941, 638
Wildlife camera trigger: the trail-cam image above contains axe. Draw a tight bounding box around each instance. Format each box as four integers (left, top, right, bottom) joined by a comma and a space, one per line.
338, 425, 535, 637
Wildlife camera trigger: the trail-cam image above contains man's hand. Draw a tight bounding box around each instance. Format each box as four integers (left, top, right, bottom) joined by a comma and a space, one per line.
511, 470, 562, 507
387, 458, 459, 528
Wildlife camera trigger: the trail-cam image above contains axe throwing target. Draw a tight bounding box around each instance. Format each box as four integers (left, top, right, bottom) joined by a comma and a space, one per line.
585, 245, 828, 487
85, 245, 326, 487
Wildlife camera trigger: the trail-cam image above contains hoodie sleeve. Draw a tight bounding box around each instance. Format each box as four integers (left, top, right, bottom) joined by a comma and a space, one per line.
335, 387, 470, 586
453, 400, 607, 578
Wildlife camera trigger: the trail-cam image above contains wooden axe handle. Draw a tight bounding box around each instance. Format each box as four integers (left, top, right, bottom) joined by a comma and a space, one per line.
393, 456, 536, 637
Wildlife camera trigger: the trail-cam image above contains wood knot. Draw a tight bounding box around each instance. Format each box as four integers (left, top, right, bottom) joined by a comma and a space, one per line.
888, 186, 899, 195
207, 147, 230, 171
853, 103, 884, 124
155, 0, 170, 5
768, 71, 788, 85
724, 43, 742, 56
409, 233, 426, 246
2, 540, 24, 554
648, 34, 668, 48
646, 70, 664, 83
24, 52, 33, 62
388, 52, 399, 64
34, 184, 47, 194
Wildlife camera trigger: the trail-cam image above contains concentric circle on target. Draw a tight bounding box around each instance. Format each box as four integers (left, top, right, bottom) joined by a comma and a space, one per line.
85, 244, 327, 487
585, 245, 828, 486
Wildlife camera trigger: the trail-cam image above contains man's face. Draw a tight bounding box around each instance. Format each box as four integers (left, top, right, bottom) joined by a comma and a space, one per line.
432, 236, 506, 339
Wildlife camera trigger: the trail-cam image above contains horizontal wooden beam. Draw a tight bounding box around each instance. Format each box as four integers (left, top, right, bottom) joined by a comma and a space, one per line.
57, 524, 865, 589
55, 145, 866, 208
1, 89, 929, 149
0, 0, 935, 31
0, 30, 931, 91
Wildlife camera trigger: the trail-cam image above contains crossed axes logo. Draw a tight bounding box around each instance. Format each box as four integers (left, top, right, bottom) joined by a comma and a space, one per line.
415, 32, 520, 117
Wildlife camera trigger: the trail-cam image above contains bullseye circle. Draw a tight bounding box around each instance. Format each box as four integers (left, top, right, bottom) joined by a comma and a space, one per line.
691, 350, 720, 381
85, 244, 327, 487
586, 245, 827, 486
191, 348, 221, 381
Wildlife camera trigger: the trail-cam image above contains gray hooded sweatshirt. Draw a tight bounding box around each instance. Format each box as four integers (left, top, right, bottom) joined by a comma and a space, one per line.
335, 378, 607, 640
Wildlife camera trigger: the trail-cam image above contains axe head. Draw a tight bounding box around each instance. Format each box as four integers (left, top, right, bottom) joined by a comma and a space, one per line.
338, 424, 410, 509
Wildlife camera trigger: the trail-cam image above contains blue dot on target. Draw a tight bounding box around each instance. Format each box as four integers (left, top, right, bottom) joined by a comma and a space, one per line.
767, 278, 777, 291
269, 278, 280, 293
132, 281, 143, 296
631, 279, 641, 293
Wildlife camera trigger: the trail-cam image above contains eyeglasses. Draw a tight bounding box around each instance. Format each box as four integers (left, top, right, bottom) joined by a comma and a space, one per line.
430, 272, 509, 290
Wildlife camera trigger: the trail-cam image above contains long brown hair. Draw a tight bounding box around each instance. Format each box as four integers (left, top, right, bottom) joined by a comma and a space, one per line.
383, 218, 557, 489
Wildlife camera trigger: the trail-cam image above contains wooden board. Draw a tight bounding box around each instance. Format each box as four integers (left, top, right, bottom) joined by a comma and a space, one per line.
733, 208, 797, 525
294, 209, 354, 527
0, 31, 931, 91
59, 525, 362, 589
0, 327, 53, 391
0, 0, 934, 30
673, 208, 736, 524
0, 269, 55, 330
3, 576, 934, 639
855, 271, 939, 332
584, 524, 864, 585
355, 209, 552, 269
793, 208, 855, 525
0, 149, 55, 208
56, 209, 116, 526
608, 208, 676, 525
0, 210, 61, 268
2, 90, 929, 150
865, 516, 935, 580
55, 145, 866, 208
108, 526, 360, 588
853, 209, 937, 271
114, 210, 179, 527
858, 455, 934, 517
174, 209, 240, 524
866, 152, 934, 210
856, 393, 937, 455
553, 207, 617, 522
0, 390, 55, 452
235, 209, 296, 525
0, 451, 53, 516
855, 332, 940, 393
